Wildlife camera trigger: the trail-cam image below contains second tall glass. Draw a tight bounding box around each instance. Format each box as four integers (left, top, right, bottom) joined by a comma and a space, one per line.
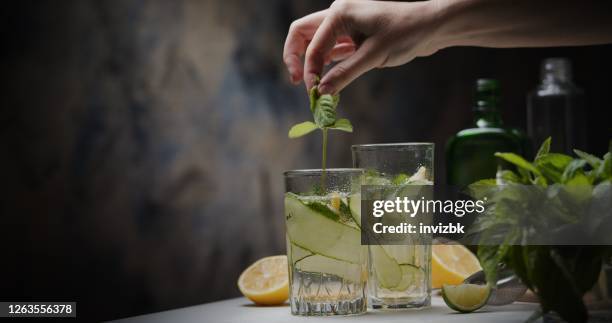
352, 143, 434, 309
285, 169, 367, 316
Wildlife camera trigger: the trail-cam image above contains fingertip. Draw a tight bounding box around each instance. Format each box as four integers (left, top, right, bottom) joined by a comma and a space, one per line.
304, 73, 317, 90
286, 67, 300, 84
290, 74, 301, 85
317, 83, 334, 95
304, 82, 311, 93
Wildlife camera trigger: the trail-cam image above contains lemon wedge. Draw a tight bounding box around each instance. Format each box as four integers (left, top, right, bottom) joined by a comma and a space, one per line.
238, 255, 289, 305
432, 244, 481, 288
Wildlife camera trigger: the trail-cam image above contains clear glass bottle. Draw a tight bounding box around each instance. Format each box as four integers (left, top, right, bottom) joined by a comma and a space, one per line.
446, 79, 526, 187
527, 58, 586, 154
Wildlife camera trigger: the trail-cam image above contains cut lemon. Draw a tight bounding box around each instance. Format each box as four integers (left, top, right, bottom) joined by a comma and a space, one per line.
238, 255, 289, 305
442, 283, 491, 313
432, 244, 481, 288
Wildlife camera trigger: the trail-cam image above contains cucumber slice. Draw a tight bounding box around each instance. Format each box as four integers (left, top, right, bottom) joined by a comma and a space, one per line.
295, 254, 363, 283
370, 244, 402, 288
347, 193, 361, 227
389, 264, 425, 291
382, 245, 415, 265
289, 243, 312, 264
285, 195, 361, 264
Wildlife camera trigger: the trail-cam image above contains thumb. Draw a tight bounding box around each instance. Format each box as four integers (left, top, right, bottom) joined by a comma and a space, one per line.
318, 38, 383, 94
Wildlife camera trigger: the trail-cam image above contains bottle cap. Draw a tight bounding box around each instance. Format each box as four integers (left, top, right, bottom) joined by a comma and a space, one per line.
475, 78, 500, 109
541, 58, 572, 84
476, 79, 499, 92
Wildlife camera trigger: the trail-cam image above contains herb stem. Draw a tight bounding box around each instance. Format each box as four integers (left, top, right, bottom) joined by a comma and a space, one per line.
321, 128, 328, 192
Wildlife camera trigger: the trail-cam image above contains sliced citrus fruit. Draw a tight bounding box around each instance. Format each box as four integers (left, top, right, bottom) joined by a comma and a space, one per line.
442, 283, 491, 313
432, 244, 481, 288
238, 255, 289, 305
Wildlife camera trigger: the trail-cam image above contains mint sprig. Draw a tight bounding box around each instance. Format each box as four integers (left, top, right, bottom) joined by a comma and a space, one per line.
288, 77, 354, 191
467, 137, 612, 323
288, 78, 353, 139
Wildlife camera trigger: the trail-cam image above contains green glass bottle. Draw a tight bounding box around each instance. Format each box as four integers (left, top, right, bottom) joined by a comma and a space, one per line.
446, 79, 526, 187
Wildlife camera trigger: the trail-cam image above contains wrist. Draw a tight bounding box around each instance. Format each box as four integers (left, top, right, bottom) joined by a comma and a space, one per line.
401, 0, 455, 56
424, 0, 468, 51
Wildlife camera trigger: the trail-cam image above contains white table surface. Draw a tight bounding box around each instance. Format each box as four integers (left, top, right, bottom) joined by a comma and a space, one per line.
111, 296, 540, 323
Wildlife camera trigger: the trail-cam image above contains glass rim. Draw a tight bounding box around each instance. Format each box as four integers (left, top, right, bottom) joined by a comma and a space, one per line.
283, 168, 364, 177
351, 142, 434, 151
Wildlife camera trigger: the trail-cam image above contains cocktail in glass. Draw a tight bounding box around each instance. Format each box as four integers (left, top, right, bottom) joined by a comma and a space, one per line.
352, 143, 434, 309
284, 169, 367, 316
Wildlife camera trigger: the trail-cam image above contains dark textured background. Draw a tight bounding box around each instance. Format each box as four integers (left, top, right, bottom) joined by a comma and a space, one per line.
1, 0, 611, 321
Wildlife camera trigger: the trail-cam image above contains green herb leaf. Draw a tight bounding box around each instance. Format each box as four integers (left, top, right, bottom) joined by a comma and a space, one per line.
495, 152, 542, 176
472, 139, 612, 323
565, 172, 591, 186
309, 86, 318, 113
496, 169, 523, 184
313, 94, 338, 127
537, 153, 573, 170
596, 152, 612, 180
306, 202, 339, 221
467, 179, 497, 201
561, 159, 587, 183
477, 244, 511, 286
574, 149, 602, 169
391, 173, 408, 185
288, 121, 319, 138
536, 153, 573, 183
328, 118, 353, 132
535, 137, 552, 160
338, 199, 354, 224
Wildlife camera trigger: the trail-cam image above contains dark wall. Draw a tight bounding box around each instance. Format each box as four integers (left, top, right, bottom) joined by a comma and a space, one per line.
2, 0, 611, 321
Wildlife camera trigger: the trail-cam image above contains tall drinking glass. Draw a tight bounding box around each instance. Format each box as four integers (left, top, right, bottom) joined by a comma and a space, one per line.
352, 143, 434, 309
284, 169, 367, 316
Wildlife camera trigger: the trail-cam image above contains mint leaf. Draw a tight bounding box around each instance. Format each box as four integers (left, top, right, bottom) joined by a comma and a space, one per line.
598, 152, 612, 180
289, 77, 353, 140
313, 94, 338, 127
328, 118, 353, 132
561, 159, 587, 183
536, 153, 573, 183
535, 137, 552, 160
495, 152, 542, 176
307, 202, 339, 221
338, 199, 354, 223
537, 153, 572, 170
477, 243, 512, 286
392, 173, 408, 185
496, 169, 523, 184
574, 149, 602, 169
309, 86, 318, 113
288, 121, 318, 138
565, 173, 591, 186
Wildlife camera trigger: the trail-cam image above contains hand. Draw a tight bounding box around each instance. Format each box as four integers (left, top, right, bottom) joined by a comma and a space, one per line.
283, 0, 441, 94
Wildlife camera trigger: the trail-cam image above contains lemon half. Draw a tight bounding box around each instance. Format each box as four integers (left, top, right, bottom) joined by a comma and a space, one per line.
432, 244, 482, 288
238, 255, 289, 305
